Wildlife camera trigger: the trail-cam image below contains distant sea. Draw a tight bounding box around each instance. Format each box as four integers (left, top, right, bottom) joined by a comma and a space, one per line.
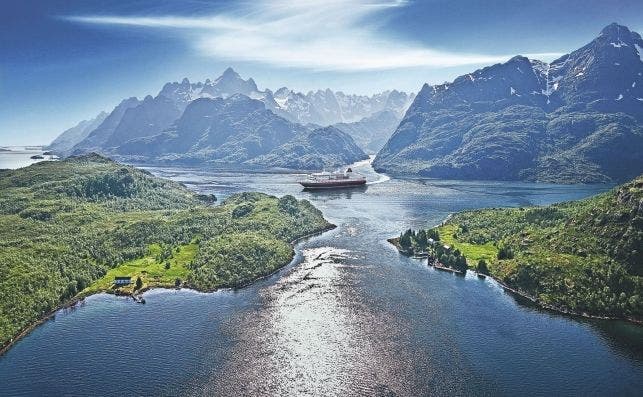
0, 146, 58, 169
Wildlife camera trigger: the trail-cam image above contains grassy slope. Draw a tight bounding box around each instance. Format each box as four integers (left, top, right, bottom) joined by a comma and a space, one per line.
438, 224, 497, 264
0, 155, 331, 346
435, 175, 643, 320
82, 242, 198, 295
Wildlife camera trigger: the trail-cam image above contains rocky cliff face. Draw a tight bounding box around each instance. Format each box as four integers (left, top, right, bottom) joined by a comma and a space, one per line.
248, 126, 368, 169
115, 95, 367, 169
71, 97, 141, 153
47, 111, 108, 154
374, 23, 643, 183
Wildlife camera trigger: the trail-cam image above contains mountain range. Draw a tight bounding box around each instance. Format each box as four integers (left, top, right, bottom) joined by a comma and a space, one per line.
49, 67, 413, 169
374, 23, 643, 183
114, 95, 366, 168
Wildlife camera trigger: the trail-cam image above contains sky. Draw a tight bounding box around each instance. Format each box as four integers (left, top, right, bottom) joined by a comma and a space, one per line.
2, 0, 643, 145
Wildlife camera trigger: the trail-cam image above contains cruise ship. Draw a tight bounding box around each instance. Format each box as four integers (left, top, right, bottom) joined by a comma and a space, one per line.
299, 168, 366, 189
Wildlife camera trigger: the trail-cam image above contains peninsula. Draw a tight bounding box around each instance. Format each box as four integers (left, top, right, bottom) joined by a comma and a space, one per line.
392, 175, 642, 322
0, 154, 333, 352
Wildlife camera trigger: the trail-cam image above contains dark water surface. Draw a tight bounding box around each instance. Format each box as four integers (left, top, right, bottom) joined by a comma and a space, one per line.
1, 161, 642, 396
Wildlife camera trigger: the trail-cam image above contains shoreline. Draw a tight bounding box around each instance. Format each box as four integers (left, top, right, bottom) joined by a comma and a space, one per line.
0, 223, 336, 357
387, 239, 642, 326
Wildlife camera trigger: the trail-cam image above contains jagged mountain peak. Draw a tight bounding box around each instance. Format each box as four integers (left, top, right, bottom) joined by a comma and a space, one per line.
221, 66, 239, 77
275, 87, 290, 97
591, 22, 642, 50
374, 23, 643, 184
600, 22, 632, 38
121, 96, 140, 105
52, 68, 413, 158
214, 67, 245, 84
199, 67, 259, 98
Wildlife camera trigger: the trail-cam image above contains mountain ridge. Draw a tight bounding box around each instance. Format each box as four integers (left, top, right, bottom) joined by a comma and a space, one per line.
374, 23, 643, 183
51, 68, 413, 162
113, 95, 369, 169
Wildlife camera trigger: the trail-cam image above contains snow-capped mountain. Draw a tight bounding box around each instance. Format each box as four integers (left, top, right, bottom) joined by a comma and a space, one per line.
53, 67, 412, 158
199, 67, 260, 99
374, 23, 643, 183
270, 87, 414, 126
114, 94, 368, 169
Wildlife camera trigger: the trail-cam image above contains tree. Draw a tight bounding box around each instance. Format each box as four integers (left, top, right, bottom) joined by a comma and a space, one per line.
278, 195, 299, 215
455, 255, 468, 273
135, 276, 143, 290
165, 261, 171, 270
416, 229, 428, 249
477, 259, 489, 275
399, 230, 413, 249
232, 203, 254, 218
175, 278, 182, 288
427, 228, 440, 242
498, 245, 514, 260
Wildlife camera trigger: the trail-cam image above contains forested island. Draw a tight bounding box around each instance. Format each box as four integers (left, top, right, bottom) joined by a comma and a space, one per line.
0, 154, 333, 351
391, 175, 642, 322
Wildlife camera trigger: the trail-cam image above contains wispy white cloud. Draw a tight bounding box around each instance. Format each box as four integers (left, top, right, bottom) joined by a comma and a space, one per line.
65, 0, 563, 71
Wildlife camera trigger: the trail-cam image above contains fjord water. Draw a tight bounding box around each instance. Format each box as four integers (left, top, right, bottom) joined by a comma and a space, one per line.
1, 161, 642, 396
0, 146, 51, 169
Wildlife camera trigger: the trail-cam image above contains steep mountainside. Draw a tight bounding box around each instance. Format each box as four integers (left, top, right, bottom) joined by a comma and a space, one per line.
71, 97, 141, 153
0, 155, 331, 348
115, 95, 367, 169
105, 95, 182, 148
334, 110, 401, 153
47, 111, 108, 154
375, 23, 643, 183
248, 126, 368, 169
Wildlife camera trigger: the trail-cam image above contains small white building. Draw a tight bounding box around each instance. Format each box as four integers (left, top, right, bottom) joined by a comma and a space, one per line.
114, 276, 131, 286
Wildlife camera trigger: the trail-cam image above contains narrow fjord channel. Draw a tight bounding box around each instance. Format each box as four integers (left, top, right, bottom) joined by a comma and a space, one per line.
1, 161, 642, 396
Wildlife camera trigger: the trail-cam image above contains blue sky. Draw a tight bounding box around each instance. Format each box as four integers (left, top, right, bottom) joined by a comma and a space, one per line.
2, 0, 642, 145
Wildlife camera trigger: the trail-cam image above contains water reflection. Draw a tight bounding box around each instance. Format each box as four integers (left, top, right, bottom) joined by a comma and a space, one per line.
303, 185, 369, 199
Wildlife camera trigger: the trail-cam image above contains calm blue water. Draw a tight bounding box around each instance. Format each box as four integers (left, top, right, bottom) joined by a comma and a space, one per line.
1, 160, 641, 396
0, 146, 55, 169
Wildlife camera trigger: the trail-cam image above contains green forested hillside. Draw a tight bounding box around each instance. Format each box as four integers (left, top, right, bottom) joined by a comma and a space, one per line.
397, 175, 642, 320
0, 155, 331, 347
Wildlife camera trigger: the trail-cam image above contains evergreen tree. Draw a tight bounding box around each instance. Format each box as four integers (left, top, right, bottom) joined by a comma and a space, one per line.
416, 229, 428, 249
427, 228, 440, 242
399, 232, 412, 249
455, 255, 468, 273
477, 259, 489, 275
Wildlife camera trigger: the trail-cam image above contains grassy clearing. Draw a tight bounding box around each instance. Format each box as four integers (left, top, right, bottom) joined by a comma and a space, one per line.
82, 242, 198, 295
437, 224, 498, 265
